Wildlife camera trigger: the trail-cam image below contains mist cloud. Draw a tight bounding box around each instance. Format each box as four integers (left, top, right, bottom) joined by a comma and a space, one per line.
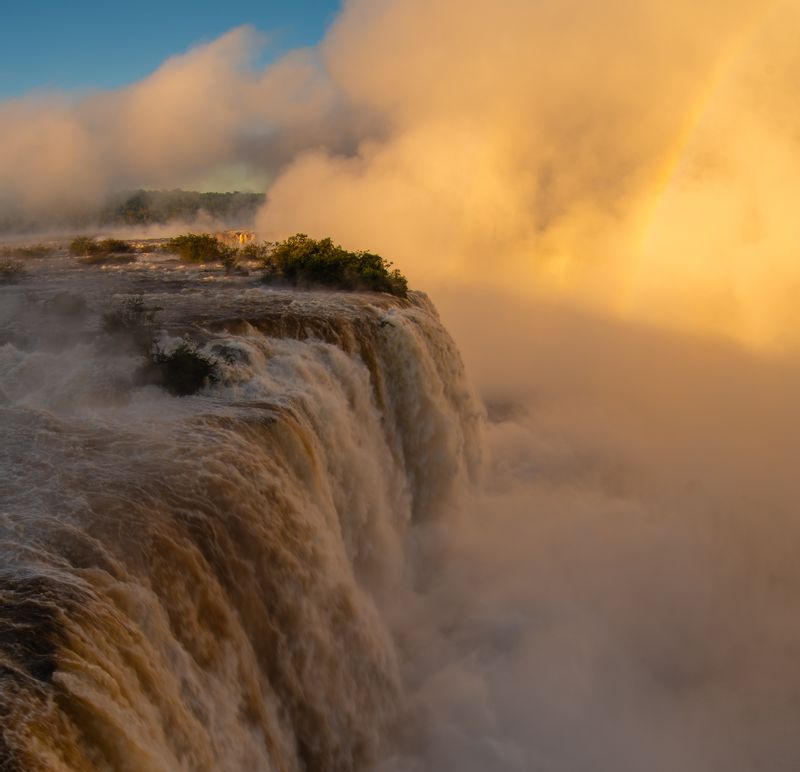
377, 288, 800, 771
256, 0, 800, 348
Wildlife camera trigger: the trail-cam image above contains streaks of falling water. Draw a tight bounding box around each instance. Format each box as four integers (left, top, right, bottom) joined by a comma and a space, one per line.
0, 256, 483, 771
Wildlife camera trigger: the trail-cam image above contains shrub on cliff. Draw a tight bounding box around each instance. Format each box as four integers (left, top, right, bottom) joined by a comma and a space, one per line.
69, 237, 135, 263
1, 244, 53, 259
167, 233, 235, 265
262, 234, 408, 297
137, 342, 218, 396
69, 236, 95, 256
102, 296, 217, 395
240, 241, 270, 261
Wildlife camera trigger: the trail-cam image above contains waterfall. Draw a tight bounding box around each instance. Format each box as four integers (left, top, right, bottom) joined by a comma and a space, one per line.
0, 261, 483, 771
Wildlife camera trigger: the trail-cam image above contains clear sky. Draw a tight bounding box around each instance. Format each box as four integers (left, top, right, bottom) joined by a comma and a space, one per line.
0, 1, 340, 98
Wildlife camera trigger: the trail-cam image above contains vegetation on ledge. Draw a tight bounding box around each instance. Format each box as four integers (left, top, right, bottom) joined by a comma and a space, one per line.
137, 343, 218, 396
101, 295, 218, 396
261, 234, 408, 297
1, 244, 54, 259
70, 236, 135, 264
167, 234, 237, 267
158, 231, 408, 293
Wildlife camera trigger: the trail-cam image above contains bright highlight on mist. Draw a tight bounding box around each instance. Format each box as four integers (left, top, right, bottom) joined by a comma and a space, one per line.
2, 0, 799, 348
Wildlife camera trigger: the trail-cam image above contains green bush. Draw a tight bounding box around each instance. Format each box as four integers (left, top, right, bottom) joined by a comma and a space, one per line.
167, 233, 234, 264
100, 239, 133, 254
69, 236, 94, 256
101, 296, 217, 396
0, 244, 53, 259
262, 234, 408, 297
240, 241, 271, 261
220, 250, 240, 275
69, 236, 134, 262
137, 343, 218, 396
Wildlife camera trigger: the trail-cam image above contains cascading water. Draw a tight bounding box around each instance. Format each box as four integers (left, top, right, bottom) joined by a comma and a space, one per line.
0, 254, 483, 771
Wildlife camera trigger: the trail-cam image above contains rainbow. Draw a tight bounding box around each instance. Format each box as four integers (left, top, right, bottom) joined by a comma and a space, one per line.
635, 1, 785, 256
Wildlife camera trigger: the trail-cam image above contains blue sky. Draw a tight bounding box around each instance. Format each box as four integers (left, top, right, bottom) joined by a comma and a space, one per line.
0, 1, 340, 99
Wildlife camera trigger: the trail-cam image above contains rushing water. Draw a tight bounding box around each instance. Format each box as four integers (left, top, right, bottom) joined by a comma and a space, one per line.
0, 254, 483, 771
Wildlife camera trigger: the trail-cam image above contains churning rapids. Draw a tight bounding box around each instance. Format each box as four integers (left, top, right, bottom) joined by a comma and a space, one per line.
0, 254, 482, 771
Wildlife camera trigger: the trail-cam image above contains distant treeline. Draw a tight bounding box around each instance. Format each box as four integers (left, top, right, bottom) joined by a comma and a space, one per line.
98, 190, 265, 227
0, 189, 265, 233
